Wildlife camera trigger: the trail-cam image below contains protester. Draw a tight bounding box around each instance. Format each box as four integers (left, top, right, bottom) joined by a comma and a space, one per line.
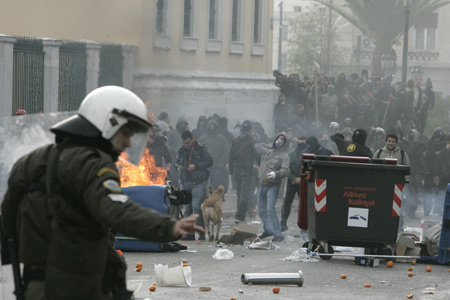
280, 136, 306, 232
176, 130, 213, 241
198, 119, 230, 201
254, 133, 290, 242
228, 120, 259, 223
331, 128, 373, 157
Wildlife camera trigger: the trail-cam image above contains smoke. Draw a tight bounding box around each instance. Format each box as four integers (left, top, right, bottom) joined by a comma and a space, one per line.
0, 112, 75, 200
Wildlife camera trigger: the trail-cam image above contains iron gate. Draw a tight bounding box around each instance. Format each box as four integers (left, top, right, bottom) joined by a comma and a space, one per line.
13, 37, 45, 115
58, 42, 87, 111
99, 44, 123, 87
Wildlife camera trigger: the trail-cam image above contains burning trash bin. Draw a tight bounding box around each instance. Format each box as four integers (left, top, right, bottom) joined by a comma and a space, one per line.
298, 154, 410, 259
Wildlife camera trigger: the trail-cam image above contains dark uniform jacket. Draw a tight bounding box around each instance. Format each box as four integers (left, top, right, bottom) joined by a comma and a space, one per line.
1, 144, 177, 300
175, 141, 213, 185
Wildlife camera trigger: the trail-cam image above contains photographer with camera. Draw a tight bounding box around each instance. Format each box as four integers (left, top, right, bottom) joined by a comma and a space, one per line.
175, 130, 213, 241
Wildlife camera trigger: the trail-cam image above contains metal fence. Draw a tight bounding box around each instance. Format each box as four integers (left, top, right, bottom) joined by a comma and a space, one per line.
10, 37, 125, 115
99, 44, 123, 87
58, 42, 87, 112
13, 37, 45, 114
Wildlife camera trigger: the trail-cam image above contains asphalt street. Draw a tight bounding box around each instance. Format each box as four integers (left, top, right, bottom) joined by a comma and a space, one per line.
1, 188, 449, 300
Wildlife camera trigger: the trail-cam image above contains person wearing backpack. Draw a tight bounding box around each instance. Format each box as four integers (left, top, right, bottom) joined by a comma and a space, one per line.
373, 133, 410, 166
1, 86, 205, 300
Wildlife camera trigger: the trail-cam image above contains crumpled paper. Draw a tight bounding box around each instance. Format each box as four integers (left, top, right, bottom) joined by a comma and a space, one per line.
247, 238, 280, 250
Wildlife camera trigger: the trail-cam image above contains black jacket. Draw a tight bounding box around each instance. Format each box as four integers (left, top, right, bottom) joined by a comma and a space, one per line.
331, 129, 373, 158
175, 141, 213, 184
228, 132, 258, 175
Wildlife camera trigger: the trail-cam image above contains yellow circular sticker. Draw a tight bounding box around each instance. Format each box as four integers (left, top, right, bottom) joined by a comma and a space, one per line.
347, 144, 356, 152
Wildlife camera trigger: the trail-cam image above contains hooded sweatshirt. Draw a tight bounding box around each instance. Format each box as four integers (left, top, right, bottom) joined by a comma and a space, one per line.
254, 133, 290, 186
198, 119, 230, 169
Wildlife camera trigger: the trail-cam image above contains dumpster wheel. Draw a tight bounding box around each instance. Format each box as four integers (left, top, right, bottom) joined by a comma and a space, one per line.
302, 241, 321, 252
318, 243, 334, 260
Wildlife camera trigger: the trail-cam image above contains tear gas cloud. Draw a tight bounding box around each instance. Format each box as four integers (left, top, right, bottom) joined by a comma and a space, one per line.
0, 112, 75, 200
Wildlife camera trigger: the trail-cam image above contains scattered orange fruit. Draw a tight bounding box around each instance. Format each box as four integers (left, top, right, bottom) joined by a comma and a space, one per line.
135, 267, 142, 272
183, 263, 189, 267
253, 209, 257, 214
411, 260, 416, 265
341, 274, 347, 279
272, 286, 280, 294
408, 267, 413, 271
136, 262, 143, 268
196, 241, 202, 244
181, 244, 187, 247
407, 272, 413, 277
364, 283, 371, 288
387, 261, 394, 268
406, 293, 414, 299
149, 285, 156, 292
230, 298, 237, 300
116, 250, 123, 256
426, 266, 432, 272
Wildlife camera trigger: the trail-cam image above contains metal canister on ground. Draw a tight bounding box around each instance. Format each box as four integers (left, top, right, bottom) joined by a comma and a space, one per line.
241, 271, 303, 287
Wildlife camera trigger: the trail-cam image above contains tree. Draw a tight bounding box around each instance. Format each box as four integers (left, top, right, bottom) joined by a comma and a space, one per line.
314, 0, 450, 77
286, 4, 345, 76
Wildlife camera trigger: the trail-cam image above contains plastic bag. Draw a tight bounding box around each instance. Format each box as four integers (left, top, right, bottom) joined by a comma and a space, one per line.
212, 248, 234, 260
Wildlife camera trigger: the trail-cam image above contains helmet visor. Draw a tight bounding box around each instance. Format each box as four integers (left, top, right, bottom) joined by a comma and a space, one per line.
125, 131, 148, 165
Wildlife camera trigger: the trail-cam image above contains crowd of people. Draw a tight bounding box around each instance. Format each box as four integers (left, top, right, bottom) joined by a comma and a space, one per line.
148, 68, 447, 244
273, 69, 435, 138
2, 78, 448, 298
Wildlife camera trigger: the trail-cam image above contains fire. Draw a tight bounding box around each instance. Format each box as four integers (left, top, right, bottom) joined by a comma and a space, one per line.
116, 148, 167, 187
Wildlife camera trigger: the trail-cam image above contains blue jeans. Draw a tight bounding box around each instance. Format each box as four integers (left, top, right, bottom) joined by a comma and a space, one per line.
182, 181, 207, 229
258, 184, 282, 237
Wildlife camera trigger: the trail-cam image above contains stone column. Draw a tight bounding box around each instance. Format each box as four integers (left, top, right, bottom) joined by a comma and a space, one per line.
0, 34, 17, 117
85, 41, 101, 94
122, 44, 137, 90
42, 38, 62, 112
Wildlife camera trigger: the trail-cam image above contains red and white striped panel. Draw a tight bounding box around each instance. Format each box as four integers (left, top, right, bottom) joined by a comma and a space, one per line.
315, 179, 327, 212
392, 184, 403, 217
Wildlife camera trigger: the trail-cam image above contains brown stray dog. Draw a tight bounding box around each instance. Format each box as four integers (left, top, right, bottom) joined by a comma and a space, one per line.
202, 185, 224, 242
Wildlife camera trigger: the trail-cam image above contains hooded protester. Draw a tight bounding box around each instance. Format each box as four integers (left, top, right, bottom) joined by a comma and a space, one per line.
192, 116, 207, 140
254, 133, 290, 242
422, 128, 446, 216
280, 136, 307, 232
418, 78, 435, 134
432, 135, 450, 215
228, 120, 259, 222
198, 119, 230, 200
404, 129, 426, 219
331, 128, 373, 157
304, 136, 334, 156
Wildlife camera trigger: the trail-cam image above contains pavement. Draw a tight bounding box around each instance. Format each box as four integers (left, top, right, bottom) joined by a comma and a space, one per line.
1, 187, 449, 300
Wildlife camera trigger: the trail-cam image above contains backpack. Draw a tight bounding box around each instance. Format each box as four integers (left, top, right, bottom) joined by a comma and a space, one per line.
376, 148, 404, 164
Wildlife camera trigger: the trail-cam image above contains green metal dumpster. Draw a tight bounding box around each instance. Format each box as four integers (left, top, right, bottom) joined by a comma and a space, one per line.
299, 154, 410, 257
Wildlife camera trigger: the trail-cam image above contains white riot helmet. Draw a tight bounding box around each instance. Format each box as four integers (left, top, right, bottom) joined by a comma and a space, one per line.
329, 121, 340, 133
51, 86, 152, 165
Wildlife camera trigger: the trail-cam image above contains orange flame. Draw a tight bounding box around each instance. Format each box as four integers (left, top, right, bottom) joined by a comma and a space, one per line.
116, 148, 167, 187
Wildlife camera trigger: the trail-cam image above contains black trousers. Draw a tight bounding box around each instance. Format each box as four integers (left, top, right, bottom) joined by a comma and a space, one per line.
234, 170, 253, 222
281, 180, 300, 224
